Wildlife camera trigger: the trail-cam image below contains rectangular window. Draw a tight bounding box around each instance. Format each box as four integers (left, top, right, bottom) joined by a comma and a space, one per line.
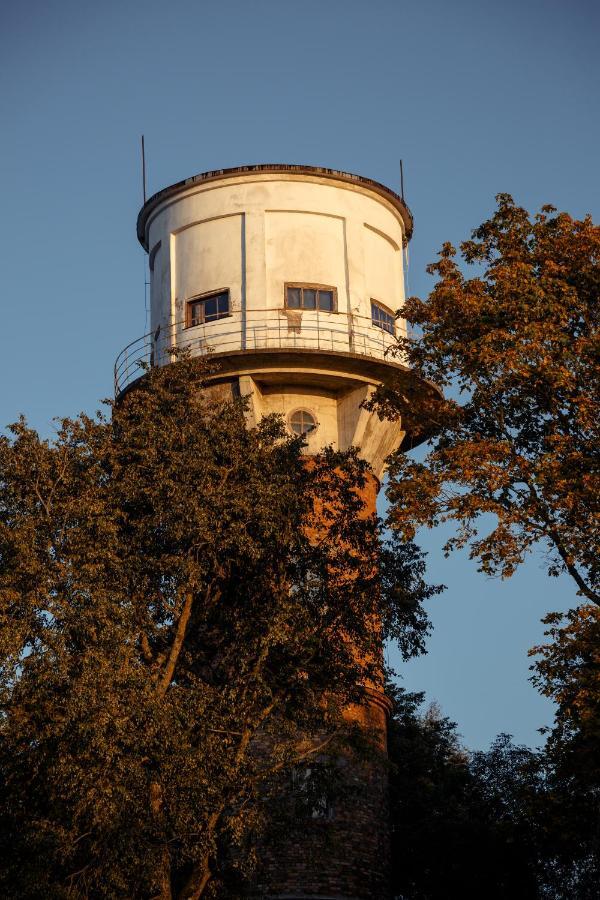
285, 284, 337, 313
187, 290, 230, 327
371, 300, 395, 335
292, 765, 334, 821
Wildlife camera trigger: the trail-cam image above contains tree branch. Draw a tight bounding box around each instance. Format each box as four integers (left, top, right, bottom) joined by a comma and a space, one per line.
156, 592, 193, 699
150, 781, 172, 900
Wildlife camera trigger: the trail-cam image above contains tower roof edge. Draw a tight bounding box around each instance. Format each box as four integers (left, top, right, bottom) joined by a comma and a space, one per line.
136, 163, 414, 250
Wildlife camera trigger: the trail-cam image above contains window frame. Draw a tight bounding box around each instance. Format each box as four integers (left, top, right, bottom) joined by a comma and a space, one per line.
291, 763, 335, 821
185, 289, 231, 328
284, 283, 338, 314
370, 299, 396, 335
288, 408, 318, 437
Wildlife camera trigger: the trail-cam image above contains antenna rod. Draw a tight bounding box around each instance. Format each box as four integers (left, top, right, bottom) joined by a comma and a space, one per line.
399, 159, 405, 202
141, 135, 147, 204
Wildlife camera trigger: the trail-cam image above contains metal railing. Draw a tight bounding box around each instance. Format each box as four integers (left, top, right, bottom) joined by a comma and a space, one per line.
114, 311, 401, 396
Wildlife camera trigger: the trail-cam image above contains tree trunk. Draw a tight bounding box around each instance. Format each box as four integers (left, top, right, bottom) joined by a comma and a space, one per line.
177, 855, 212, 900
150, 781, 172, 900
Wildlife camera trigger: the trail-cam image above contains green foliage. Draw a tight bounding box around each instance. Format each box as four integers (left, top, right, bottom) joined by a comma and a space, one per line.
387, 687, 580, 899
374, 195, 600, 604
528, 606, 600, 895
0, 356, 435, 899
379, 195, 600, 898
388, 661, 600, 899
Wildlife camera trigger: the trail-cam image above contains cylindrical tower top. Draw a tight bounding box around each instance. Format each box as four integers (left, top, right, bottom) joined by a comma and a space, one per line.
133, 165, 412, 380
115, 164, 433, 476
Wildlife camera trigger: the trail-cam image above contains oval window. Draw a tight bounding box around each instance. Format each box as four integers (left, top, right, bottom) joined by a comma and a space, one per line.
289, 409, 317, 436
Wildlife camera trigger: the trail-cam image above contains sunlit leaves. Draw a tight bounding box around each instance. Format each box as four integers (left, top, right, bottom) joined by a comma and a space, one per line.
0, 355, 435, 898
377, 195, 600, 603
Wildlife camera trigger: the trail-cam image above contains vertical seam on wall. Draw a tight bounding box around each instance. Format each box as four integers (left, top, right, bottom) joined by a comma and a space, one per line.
169, 232, 176, 330
342, 217, 352, 347
241, 212, 247, 351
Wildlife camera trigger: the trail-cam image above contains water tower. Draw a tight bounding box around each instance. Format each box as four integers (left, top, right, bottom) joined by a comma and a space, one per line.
117, 164, 430, 899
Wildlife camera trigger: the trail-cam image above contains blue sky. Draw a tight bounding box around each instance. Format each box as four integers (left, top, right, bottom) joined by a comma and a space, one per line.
1, 0, 597, 748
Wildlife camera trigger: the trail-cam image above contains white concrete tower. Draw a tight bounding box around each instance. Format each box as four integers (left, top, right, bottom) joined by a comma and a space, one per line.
117, 165, 432, 900
117, 164, 429, 481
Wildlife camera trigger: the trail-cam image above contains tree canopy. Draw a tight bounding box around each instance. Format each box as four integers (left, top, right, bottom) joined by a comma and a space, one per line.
528, 605, 600, 894
374, 195, 600, 604
387, 685, 544, 898
387, 681, 599, 899
0, 356, 437, 899
378, 195, 600, 898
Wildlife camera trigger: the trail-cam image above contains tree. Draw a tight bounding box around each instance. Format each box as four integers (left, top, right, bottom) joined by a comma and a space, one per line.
385, 608, 600, 900
529, 605, 600, 895
387, 685, 475, 898
377, 195, 600, 898
373, 195, 600, 604
0, 355, 436, 899
387, 686, 544, 899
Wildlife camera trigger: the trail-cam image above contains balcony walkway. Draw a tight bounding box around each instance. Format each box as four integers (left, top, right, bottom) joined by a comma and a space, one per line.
114, 312, 401, 396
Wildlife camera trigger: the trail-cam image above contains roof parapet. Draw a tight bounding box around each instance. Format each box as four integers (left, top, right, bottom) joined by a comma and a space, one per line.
136, 164, 414, 250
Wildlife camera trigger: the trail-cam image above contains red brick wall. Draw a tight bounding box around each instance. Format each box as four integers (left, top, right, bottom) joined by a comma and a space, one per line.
253, 472, 391, 900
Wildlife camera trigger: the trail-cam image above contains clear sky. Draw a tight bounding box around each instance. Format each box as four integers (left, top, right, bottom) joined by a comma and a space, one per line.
1, 0, 597, 748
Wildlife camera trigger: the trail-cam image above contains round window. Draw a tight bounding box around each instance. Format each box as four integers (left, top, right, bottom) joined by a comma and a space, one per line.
289, 409, 317, 436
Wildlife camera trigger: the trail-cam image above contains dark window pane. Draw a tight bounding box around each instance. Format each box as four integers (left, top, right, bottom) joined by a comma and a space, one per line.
318, 290, 334, 311
303, 289, 316, 310
204, 297, 218, 321
217, 293, 229, 314
287, 287, 301, 309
